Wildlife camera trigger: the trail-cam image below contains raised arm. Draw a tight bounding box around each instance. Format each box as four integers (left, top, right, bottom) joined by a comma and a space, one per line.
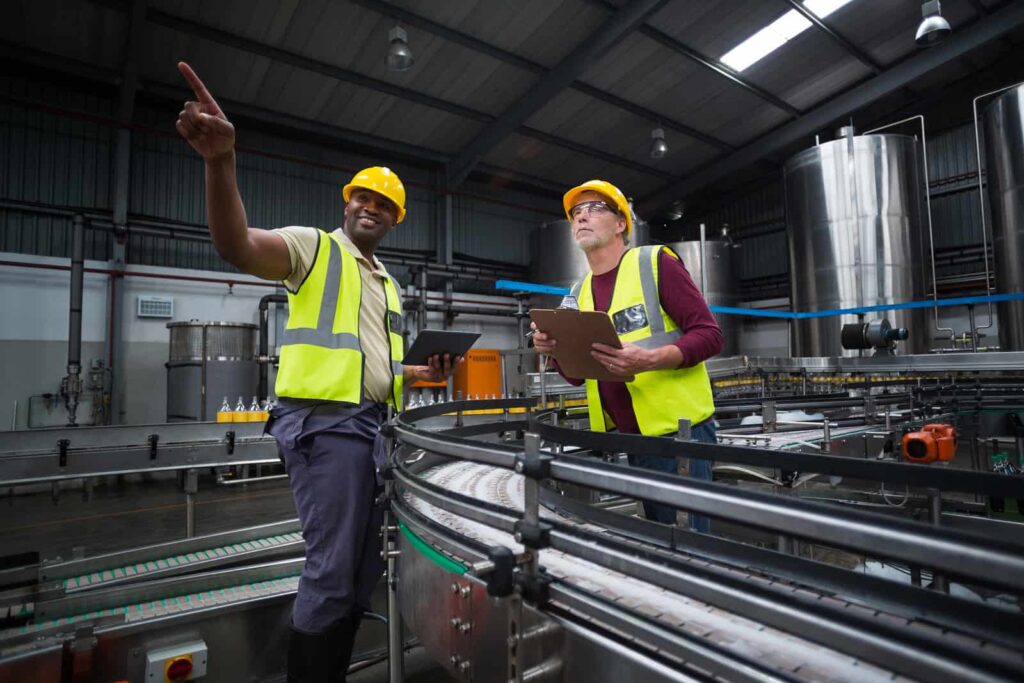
175, 62, 291, 281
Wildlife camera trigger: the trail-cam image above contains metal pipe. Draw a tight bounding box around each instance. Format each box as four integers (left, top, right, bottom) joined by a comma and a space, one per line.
258, 294, 288, 401
184, 468, 198, 538
61, 215, 86, 425
698, 223, 708, 295
385, 508, 404, 683
967, 304, 978, 352
928, 490, 949, 593
67, 215, 85, 370
539, 356, 548, 408
970, 82, 1024, 331
864, 115, 953, 341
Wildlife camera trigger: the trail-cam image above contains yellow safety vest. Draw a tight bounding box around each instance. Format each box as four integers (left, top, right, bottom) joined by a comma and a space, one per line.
275, 230, 404, 408
572, 246, 715, 436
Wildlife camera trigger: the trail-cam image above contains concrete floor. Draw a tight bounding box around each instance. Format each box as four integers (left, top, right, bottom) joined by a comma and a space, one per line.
0, 470, 297, 561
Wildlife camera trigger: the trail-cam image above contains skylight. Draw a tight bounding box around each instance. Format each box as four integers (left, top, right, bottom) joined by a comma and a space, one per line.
720, 0, 857, 72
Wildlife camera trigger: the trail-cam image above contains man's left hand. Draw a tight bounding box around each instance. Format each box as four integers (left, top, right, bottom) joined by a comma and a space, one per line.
407, 353, 463, 383
590, 342, 653, 378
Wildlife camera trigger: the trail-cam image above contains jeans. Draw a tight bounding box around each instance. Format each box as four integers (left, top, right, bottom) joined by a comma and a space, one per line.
627, 420, 716, 532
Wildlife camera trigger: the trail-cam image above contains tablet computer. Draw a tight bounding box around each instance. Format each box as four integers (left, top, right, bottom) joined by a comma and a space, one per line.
402, 329, 480, 366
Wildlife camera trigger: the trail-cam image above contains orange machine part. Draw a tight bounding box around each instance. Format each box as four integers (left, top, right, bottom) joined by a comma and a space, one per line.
902, 424, 957, 463
453, 348, 502, 399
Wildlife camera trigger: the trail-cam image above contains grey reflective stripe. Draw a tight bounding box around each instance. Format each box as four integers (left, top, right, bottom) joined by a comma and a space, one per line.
570, 279, 583, 300
282, 327, 361, 349
391, 360, 403, 375
281, 235, 362, 352
633, 329, 683, 350
637, 246, 664, 335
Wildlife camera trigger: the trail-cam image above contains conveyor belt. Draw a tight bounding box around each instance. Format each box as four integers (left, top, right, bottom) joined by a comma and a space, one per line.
407, 460, 1023, 683
0, 521, 306, 635
3, 575, 299, 638
60, 531, 303, 592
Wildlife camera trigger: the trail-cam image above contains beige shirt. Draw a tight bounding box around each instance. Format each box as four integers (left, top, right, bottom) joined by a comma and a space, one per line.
274, 226, 399, 404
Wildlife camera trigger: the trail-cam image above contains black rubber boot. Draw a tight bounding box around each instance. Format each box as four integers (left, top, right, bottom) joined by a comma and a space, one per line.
327, 612, 362, 683
287, 626, 332, 683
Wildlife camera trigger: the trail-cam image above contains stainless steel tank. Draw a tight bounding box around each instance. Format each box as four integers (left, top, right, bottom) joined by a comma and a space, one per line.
630, 219, 652, 248
530, 220, 589, 291
982, 84, 1024, 351
530, 217, 652, 290
667, 240, 740, 356
784, 130, 929, 356
166, 321, 258, 421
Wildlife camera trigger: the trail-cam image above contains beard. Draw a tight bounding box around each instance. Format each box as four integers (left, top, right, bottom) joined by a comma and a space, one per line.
575, 229, 614, 253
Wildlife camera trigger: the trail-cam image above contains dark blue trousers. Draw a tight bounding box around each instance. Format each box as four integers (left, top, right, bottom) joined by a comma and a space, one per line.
627, 420, 717, 532
269, 402, 386, 634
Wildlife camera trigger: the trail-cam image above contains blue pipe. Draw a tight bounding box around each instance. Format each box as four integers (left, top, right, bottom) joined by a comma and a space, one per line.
494, 279, 1024, 321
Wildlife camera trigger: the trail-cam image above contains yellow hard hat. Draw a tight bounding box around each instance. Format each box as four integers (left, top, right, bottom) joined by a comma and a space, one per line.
562, 179, 633, 235
343, 166, 407, 223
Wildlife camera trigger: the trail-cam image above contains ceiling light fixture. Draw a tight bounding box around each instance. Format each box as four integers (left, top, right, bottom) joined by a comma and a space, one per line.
720, 0, 856, 72
915, 0, 951, 47
650, 127, 668, 159
387, 25, 414, 71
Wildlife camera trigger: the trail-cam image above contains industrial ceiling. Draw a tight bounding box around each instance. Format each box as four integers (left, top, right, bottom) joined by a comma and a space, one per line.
1, 0, 1022, 217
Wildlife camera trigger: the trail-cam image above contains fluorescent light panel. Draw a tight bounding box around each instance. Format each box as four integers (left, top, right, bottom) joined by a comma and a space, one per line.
721, 0, 856, 72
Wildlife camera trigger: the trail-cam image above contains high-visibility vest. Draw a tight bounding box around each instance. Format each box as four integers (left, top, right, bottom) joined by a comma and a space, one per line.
571, 245, 715, 435
275, 230, 404, 408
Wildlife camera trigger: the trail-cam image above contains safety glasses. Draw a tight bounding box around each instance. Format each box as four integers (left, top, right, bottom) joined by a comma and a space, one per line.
569, 200, 619, 220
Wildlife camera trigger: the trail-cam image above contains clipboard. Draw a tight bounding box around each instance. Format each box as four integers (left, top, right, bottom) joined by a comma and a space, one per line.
529, 309, 633, 382
402, 329, 480, 365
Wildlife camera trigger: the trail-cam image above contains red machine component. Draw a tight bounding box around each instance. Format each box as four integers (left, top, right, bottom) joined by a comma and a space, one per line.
902, 424, 957, 464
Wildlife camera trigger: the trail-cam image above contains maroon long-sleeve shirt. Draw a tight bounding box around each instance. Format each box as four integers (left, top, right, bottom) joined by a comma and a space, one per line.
552, 248, 723, 435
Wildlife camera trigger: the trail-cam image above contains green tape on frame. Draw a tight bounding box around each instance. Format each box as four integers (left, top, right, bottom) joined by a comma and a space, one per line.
399, 522, 467, 575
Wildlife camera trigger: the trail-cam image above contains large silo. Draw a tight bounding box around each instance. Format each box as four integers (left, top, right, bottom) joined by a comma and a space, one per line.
982, 84, 1024, 351
667, 241, 740, 356
784, 129, 930, 356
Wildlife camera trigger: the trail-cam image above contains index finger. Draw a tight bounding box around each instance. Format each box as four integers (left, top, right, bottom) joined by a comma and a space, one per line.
177, 61, 218, 106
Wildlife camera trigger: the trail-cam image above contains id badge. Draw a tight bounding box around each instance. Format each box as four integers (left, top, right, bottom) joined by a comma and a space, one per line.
612, 304, 649, 335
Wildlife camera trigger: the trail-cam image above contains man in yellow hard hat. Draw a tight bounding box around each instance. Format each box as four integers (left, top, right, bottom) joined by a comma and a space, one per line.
531, 180, 723, 531
175, 62, 458, 682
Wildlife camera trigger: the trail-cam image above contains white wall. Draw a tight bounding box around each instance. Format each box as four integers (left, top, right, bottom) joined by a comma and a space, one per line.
0, 252, 522, 429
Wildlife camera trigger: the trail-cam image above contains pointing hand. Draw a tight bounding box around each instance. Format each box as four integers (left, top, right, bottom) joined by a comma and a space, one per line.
175, 62, 235, 162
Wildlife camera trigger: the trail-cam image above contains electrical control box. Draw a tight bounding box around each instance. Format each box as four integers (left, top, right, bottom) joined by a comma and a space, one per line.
145, 640, 207, 681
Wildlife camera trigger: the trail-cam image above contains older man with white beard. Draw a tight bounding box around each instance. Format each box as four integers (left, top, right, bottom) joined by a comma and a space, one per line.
531, 180, 723, 531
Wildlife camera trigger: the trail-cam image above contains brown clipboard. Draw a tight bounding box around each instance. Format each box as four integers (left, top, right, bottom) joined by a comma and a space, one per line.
529, 309, 633, 382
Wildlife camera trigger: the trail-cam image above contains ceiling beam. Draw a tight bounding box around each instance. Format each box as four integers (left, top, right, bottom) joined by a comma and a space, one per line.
966, 0, 990, 15
636, 0, 1024, 216
445, 0, 671, 188
348, 0, 733, 153
583, 0, 802, 116
0, 38, 577, 200
87, 0, 672, 189
780, 0, 883, 74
